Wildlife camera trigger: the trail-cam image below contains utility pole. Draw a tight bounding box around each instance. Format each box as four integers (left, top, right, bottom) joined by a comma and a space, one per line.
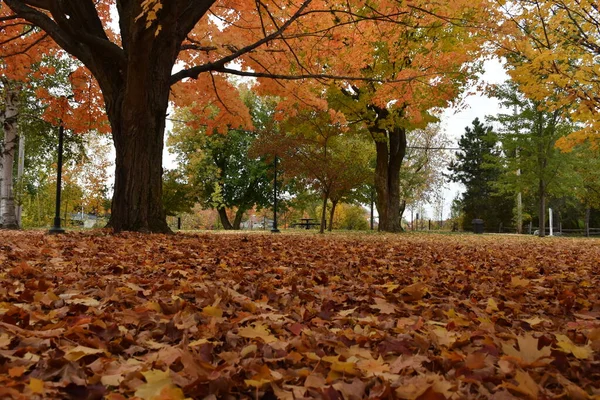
49, 123, 65, 234
514, 105, 523, 234
16, 134, 24, 226
271, 155, 280, 233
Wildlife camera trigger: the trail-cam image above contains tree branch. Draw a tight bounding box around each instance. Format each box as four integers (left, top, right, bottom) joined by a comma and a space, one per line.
170, 0, 314, 84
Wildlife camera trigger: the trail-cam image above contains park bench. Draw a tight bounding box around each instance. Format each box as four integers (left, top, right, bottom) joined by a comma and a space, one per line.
293, 218, 320, 229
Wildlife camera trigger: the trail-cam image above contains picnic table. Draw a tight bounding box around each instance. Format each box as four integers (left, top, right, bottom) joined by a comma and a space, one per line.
294, 218, 320, 229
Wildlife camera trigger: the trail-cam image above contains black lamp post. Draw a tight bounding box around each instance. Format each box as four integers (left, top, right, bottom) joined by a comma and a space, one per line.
49, 123, 65, 234
271, 155, 280, 233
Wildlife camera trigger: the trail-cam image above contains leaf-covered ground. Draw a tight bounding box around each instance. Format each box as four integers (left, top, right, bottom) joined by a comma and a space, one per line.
0, 231, 599, 399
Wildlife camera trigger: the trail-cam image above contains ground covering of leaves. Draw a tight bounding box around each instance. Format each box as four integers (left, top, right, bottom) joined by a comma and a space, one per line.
0, 231, 599, 399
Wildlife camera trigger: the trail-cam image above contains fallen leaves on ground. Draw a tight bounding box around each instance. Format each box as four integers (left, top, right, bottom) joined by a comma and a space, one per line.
0, 230, 599, 399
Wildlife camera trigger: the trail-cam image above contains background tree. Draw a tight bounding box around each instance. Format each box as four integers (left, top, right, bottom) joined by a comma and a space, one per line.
162, 169, 196, 218
490, 83, 576, 237
399, 124, 451, 226
447, 118, 513, 231
257, 107, 372, 233
168, 102, 271, 230
495, 0, 600, 148
319, 0, 489, 232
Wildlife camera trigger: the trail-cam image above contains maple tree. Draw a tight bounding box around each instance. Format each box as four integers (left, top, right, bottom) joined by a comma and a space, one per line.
495, 0, 600, 149
320, 0, 490, 232
260, 108, 373, 233
0, 230, 598, 397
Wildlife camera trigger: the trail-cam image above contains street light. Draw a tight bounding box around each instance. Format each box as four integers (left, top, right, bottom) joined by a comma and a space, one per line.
271, 155, 280, 233
49, 122, 65, 234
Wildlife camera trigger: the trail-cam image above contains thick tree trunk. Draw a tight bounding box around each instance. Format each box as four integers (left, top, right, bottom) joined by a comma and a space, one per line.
1, 83, 19, 229
328, 199, 338, 232
374, 127, 406, 232
104, 27, 180, 233
217, 207, 234, 230
538, 179, 546, 238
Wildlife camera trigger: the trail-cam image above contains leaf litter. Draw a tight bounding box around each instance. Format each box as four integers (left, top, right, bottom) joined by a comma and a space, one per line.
0, 230, 599, 399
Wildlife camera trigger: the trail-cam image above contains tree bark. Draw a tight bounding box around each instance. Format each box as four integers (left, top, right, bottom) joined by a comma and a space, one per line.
233, 208, 245, 230
373, 126, 406, 232
1, 82, 19, 229
217, 207, 234, 230
102, 17, 182, 233
328, 199, 338, 232
398, 199, 406, 231
320, 195, 328, 234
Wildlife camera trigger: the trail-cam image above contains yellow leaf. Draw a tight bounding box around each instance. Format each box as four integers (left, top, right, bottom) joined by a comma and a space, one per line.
101, 374, 123, 387
245, 379, 271, 388
29, 378, 44, 394
486, 298, 499, 313
381, 283, 399, 292
338, 307, 356, 317
501, 333, 552, 366
322, 355, 358, 375
63, 345, 105, 361
357, 357, 390, 377
238, 323, 277, 343
522, 316, 549, 326
555, 334, 594, 359
135, 369, 184, 400
202, 306, 223, 318
240, 344, 257, 358
502, 370, 539, 399
400, 282, 428, 301
511, 276, 530, 287
0, 333, 12, 348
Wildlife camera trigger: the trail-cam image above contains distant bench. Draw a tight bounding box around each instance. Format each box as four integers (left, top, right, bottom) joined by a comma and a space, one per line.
293, 218, 320, 230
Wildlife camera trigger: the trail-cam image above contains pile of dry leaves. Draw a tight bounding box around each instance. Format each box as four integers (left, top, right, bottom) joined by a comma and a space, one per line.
0, 230, 598, 399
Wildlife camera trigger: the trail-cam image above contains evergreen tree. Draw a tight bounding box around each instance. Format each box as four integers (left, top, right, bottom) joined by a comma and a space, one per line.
447, 118, 513, 231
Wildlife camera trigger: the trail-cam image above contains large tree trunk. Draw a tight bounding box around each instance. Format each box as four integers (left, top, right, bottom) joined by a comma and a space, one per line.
374, 126, 406, 232
103, 21, 181, 233
217, 207, 234, 230
1, 82, 19, 229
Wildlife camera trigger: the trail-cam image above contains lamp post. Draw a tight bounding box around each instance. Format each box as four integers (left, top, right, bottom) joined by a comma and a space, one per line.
49, 123, 65, 234
271, 155, 280, 233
